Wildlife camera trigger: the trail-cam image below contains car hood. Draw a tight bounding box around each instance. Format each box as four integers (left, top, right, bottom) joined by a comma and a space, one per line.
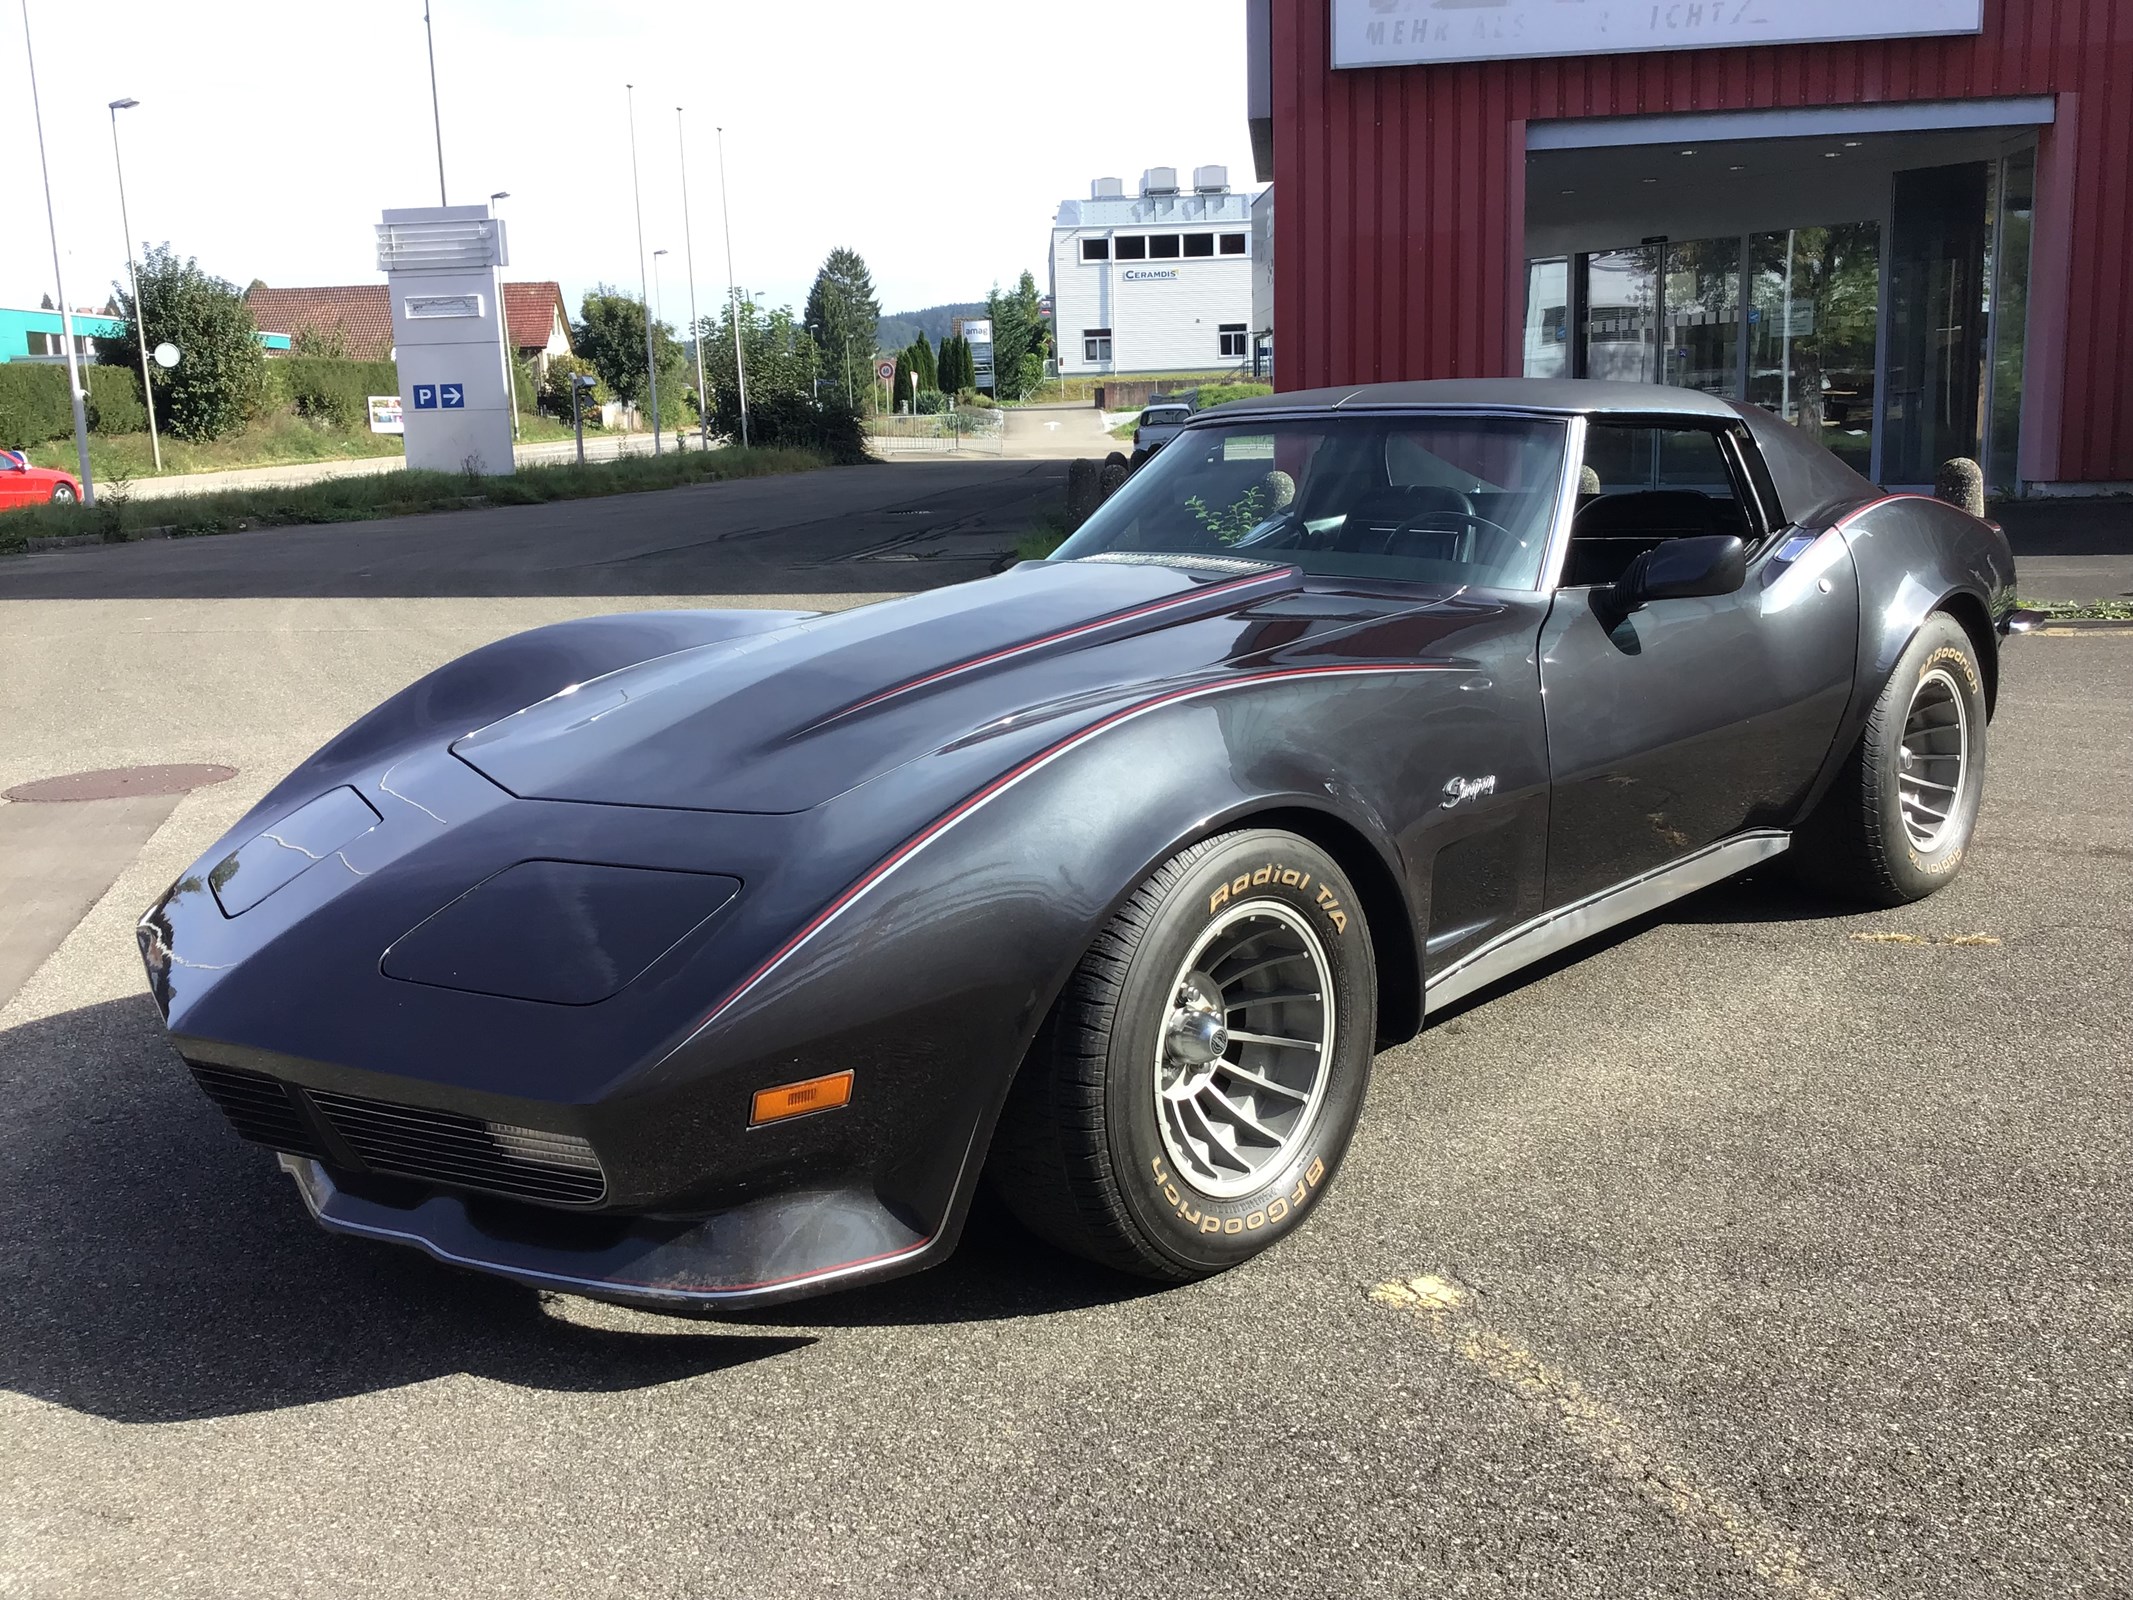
452, 558, 1352, 814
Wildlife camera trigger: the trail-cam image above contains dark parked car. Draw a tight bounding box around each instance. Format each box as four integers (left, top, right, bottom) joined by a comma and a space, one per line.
140, 380, 2029, 1309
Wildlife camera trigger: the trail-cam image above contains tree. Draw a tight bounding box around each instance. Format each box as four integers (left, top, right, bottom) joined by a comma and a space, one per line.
699, 296, 865, 462
803, 247, 881, 412
573, 287, 680, 406
909, 331, 938, 393
889, 350, 914, 413
985, 270, 1045, 400
101, 244, 264, 442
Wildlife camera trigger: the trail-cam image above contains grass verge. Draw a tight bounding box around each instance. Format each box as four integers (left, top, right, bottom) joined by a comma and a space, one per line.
2016, 596, 2133, 621
27, 409, 596, 482
1014, 512, 1072, 562
0, 445, 832, 554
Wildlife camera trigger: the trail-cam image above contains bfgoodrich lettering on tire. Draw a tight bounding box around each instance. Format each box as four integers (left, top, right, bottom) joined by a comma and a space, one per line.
1792, 612, 1989, 907
989, 828, 1377, 1280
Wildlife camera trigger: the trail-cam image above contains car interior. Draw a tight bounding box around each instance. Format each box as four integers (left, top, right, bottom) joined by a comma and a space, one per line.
1561, 423, 1769, 588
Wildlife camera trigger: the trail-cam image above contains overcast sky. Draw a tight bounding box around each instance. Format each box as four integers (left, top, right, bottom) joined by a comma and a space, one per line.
2, 0, 1257, 332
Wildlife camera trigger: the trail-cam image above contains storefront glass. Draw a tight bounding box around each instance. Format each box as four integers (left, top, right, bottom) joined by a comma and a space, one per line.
1659, 238, 1744, 398
1883, 163, 1994, 486
1522, 258, 1571, 379
1987, 148, 2035, 490
1747, 224, 1882, 477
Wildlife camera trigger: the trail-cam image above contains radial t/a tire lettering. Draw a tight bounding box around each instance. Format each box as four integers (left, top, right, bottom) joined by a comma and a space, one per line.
1792, 612, 1989, 907
989, 828, 1377, 1280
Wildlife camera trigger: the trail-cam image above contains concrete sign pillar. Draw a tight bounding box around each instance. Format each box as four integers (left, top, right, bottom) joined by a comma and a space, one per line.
376, 204, 515, 476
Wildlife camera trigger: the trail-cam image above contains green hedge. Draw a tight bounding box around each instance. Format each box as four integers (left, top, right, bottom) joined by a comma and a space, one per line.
0, 364, 73, 447
281, 357, 400, 430
0, 364, 153, 444
1196, 382, 1275, 409
86, 365, 147, 434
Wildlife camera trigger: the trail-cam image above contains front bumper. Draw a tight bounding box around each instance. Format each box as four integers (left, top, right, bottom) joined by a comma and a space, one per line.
281, 1155, 947, 1309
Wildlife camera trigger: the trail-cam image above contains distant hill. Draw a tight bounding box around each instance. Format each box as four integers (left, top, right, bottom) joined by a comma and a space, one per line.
876, 302, 986, 354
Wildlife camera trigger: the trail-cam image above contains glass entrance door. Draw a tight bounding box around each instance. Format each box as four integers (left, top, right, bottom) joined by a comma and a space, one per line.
1884, 163, 1993, 485
1748, 224, 1882, 477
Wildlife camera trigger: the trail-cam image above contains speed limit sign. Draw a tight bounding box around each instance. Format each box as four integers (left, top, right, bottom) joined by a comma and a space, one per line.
875, 359, 896, 383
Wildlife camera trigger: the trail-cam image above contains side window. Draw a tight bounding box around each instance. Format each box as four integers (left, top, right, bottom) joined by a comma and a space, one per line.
1563, 423, 1765, 589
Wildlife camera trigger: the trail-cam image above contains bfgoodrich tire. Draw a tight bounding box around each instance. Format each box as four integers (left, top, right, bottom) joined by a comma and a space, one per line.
990, 829, 1377, 1281
1792, 612, 1989, 906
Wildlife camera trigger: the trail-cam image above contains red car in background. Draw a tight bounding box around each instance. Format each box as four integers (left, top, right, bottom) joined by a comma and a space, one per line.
0, 449, 82, 508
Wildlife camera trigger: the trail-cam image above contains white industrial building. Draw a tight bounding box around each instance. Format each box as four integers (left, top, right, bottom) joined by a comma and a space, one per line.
1049, 166, 1259, 378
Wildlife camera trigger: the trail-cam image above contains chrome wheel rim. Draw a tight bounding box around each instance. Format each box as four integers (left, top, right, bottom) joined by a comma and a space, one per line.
1898, 667, 1969, 852
1154, 899, 1334, 1200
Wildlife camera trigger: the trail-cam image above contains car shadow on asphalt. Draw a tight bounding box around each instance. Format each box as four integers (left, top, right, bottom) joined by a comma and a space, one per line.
0, 994, 1156, 1421
0, 995, 814, 1423
1423, 866, 1854, 1026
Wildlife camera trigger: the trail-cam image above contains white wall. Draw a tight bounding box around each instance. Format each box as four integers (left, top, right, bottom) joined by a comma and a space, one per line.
1053, 228, 1254, 375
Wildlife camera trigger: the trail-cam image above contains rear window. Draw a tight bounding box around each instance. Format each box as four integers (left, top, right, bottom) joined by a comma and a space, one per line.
1053, 415, 1569, 589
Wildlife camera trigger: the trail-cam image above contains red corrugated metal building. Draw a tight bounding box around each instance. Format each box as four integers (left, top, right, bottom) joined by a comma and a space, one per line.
1245, 0, 2132, 489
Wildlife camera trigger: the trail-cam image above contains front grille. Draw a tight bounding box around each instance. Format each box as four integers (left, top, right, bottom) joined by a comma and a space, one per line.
189, 1063, 326, 1158
307, 1089, 607, 1206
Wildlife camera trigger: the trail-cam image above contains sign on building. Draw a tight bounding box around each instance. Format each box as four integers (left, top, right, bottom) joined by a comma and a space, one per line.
368, 395, 404, 434
1331, 0, 1985, 69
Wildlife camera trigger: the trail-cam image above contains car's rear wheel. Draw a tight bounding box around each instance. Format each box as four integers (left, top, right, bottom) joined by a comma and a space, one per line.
1791, 612, 1989, 906
49, 483, 77, 504
990, 829, 1376, 1280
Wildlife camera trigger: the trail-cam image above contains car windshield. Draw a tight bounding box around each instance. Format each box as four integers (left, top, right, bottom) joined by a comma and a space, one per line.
1053, 414, 1570, 589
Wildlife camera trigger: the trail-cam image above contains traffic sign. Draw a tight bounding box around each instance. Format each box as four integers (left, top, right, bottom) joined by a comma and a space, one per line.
875, 359, 895, 383
412, 384, 438, 410
441, 383, 465, 409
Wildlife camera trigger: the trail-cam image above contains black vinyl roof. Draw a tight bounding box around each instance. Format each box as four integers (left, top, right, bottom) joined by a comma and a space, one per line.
1197, 378, 1881, 529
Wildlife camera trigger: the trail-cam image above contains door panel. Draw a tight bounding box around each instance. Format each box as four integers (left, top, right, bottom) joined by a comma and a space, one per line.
1537, 532, 1860, 908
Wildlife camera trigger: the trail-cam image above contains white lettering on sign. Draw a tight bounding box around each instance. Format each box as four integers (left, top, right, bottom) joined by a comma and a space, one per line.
1331, 0, 1983, 68
1123, 268, 1182, 282
405, 294, 483, 319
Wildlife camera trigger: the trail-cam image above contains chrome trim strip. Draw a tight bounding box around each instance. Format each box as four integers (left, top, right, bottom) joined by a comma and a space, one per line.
1537, 414, 1589, 594
1423, 830, 1789, 1014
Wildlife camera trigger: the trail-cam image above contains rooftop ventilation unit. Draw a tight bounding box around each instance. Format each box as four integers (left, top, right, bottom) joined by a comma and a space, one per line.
1140, 167, 1180, 197
1091, 176, 1124, 199
1193, 165, 1230, 193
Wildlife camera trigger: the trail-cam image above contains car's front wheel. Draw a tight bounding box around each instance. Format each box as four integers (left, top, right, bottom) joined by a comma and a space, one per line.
49, 482, 77, 504
1792, 612, 1989, 905
990, 828, 1376, 1280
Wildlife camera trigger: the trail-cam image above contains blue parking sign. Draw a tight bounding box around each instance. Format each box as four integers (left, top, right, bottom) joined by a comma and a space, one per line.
441, 383, 465, 409
412, 384, 438, 410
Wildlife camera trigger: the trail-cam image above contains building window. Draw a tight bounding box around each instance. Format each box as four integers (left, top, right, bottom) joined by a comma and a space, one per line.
1219, 233, 1247, 255
1083, 328, 1113, 362
1219, 324, 1248, 358
1148, 235, 1182, 260
1115, 236, 1147, 261
1183, 233, 1215, 258
1081, 237, 1110, 262
26, 332, 50, 356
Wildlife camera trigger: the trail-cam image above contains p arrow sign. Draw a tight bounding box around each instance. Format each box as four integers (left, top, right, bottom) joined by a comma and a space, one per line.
440, 384, 465, 409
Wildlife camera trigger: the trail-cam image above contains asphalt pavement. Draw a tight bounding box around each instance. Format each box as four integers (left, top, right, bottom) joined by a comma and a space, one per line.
0, 467, 2127, 1599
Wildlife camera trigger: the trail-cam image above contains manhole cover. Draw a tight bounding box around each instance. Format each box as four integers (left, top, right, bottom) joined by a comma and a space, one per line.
5, 763, 237, 803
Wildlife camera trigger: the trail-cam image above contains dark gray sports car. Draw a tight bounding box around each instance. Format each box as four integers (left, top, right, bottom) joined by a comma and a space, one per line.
140, 379, 2030, 1308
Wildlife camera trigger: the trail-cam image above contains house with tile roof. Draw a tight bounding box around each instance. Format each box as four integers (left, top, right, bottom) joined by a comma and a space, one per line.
243, 282, 574, 378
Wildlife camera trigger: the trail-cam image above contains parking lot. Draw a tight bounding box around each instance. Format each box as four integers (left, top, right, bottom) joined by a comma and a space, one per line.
2, 466, 2128, 1599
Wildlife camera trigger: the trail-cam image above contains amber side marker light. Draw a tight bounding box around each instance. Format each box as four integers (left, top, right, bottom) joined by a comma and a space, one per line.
750, 1070, 855, 1126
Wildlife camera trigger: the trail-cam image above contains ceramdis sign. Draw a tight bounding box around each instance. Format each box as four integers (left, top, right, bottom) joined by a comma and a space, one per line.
1124, 268, 1182, 282
1331, 0, 1985, 68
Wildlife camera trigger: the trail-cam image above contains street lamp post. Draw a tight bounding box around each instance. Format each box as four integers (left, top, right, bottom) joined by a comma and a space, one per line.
107, 96, 160, 475
490, 190, 518, 444
570, 372, 596, 466
677, 107, 711, 451
21, 0, 93, 505
422, 0, 446, 204
625, 85, 661, 456
652, 247, 670, 447
715, 125, 749, 449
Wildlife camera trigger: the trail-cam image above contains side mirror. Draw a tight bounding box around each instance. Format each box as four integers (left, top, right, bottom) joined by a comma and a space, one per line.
1611, 534, 1747, 609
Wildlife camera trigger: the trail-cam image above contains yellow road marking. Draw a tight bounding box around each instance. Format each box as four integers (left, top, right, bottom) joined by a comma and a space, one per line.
1368, 1274, 1878, 1600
